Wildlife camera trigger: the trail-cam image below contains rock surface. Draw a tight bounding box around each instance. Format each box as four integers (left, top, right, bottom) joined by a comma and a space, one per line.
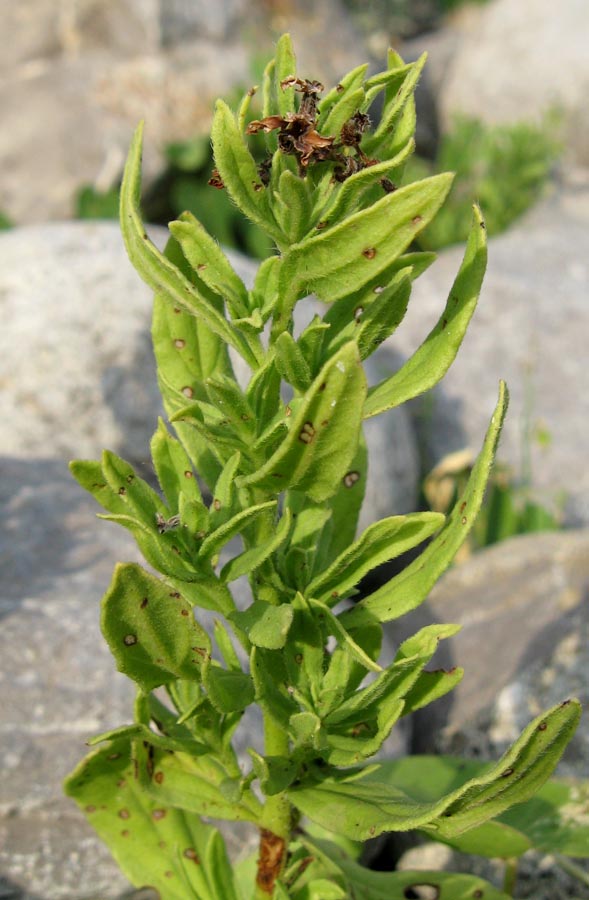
436, 0, 589, 168
386, 185, 589, 525
394, 530, 589, 770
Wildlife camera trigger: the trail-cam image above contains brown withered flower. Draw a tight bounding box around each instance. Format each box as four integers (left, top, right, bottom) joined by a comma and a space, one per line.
247, 112, 335, 169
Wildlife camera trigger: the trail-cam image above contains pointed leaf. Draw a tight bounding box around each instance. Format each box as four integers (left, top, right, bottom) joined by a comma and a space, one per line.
364, 205, 487, 417
211, 100, 281, 240
64, 741, 240, 900
307, 512, 444, 605
150, 418, 203, 511
238, 342, 366, 502
281, 174, 453, 305
345, 382, 508, 625
275, 331, 312, 393
292, 699, 581, 841
101, 563, 211, 692
120, 123, 258, 368
169, 212, 250, 319
198, 501, 277, 561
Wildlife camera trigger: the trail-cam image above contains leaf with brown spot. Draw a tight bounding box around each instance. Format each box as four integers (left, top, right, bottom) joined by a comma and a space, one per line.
64, 739, 240, 899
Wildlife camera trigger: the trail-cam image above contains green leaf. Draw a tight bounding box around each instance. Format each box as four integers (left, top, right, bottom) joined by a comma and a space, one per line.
251, 646, 299, 730
280, 174, 453, 308
320, 87, 365, 140
211, 100, 281, 241
169, 211, 250, 319
373, 754, 589, 858
364, 204, 487, 417
323, 271, 412, 362
274, 33, 297, 116
203, 663, 255, 713
307, 511, 444, 605
275, 331, 312, 393
275, 170, 313, 244
291, 699, 580, 842
238, 342, 366, 502
310, 436, 368, 574
345, 382, 508, 625
150, 418, 203, 511
141, 744, 261, 823
317, 64, 368, 133
322, 139, 414, 223
198, 501, 277, 561
101, 563, 211, 693
363, 54, 427, 156
230, 599, 294, 650
87, 722, 208, 759
400, 665, 464, 716
64, 741, 240, 900
308, 600, 382, 674
120, 123, 259, 369
208, 451, 241, 530
248, 750, 298, 796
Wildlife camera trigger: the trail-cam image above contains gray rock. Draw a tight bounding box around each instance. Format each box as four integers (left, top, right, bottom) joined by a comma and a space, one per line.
437, 0, 589, 168
394, 530, 589, 772
0, 222, 167, 463
385, 188, 589, 525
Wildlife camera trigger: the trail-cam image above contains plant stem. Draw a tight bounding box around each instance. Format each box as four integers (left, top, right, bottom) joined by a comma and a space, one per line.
255, 709, 292, 896
503, 858, 518, 896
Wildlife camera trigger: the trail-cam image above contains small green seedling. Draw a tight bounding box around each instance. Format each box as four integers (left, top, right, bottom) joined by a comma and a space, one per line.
64, 36, 581, 899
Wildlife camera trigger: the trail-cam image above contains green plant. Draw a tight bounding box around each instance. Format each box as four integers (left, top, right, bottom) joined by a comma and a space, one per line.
405, 114, 561, 250
64, 37, 581, 899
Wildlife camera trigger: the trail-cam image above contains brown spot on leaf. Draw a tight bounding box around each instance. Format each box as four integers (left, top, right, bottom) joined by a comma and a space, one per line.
538, 721, 548, 731
121, 829, 130, 837
299, 422, 316, 444
140, 597, 148, 609
197, 263, 207, 271
362, 247, 376, 259
107, 753, 121, 761
182, 386, 194, 398
461, 516, 467, 525
213, 498, 221, 510
184, 470, 193, 478
316, 220, 328, 230
502, 768, 514, 778
118, 487, 126, 496
412, 215, 423, 226
123, 634, 137, 646
343, 471, 360, 488
184, 847, 200, 863
174, 339, 186, 349
180, 609, 189, 617
169, 591, 181, 599
154, 771, 164, 784
85, 804, 96, 813
152, 809, 167, 820
380, 177, 396, 193
118, 809, 130, 819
